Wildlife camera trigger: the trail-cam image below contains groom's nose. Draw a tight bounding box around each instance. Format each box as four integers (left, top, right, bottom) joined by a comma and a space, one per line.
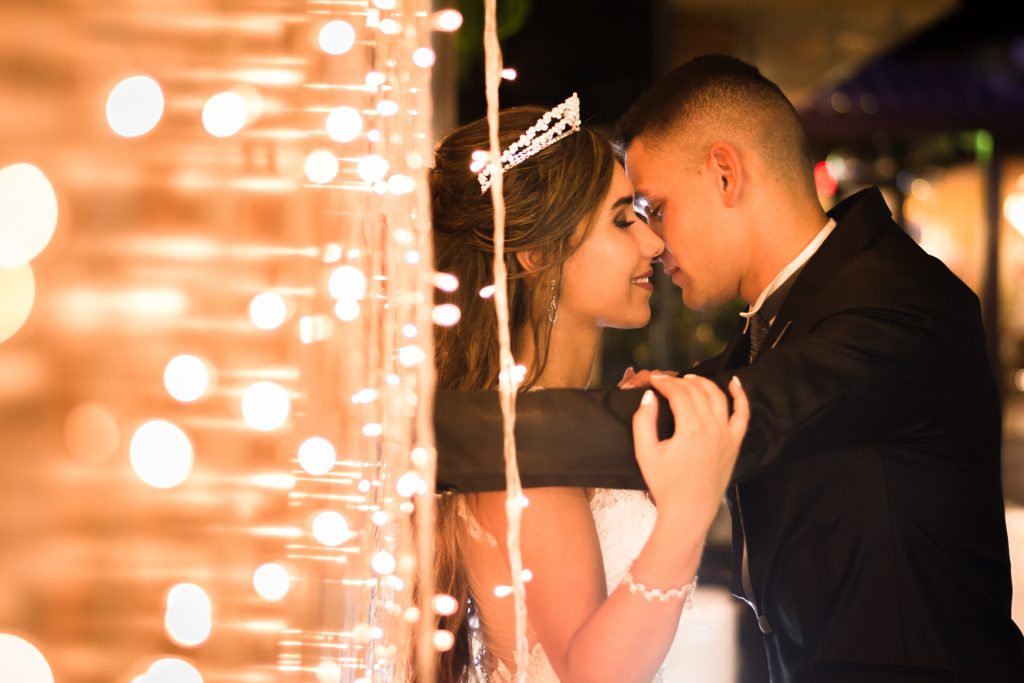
657, 249, 679, 271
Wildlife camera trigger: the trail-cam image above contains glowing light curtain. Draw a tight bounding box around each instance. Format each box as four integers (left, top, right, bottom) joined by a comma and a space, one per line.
0, 1, 451, 681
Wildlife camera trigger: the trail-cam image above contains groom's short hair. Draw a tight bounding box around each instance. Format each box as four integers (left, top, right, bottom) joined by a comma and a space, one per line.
616, 55, 814, 189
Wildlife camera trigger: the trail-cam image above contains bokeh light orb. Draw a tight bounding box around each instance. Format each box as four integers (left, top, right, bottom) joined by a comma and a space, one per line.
144, 658, 204, 683
249, 291, 288, 330
304, 149, 339, 184
432, 9, 463, 32
312, 510, 351, 546
326, 106, 363, 143
356, 155, 389, 182
0, 163, 58, 267
253, 563, 290, 601
432, 303, 461, 327
328, 265, 367, 300
434, 629, 455, 652
387, 174, 415, 195
130, 420, 193, 488
376, 99, 399, 117
241, 381, 291, 431
315, 661, 342, 683
164, 583, 212, 647
298, 436, 337, 475
412, 47, 436, 68
433, 594, 458, 616
106, 75, 164, 137
334, 299, 361, 322
164, 354, 212, 403
371, 550, 397, 575
202, 91, 248, 138
0, 263, 35, 344
64, 402, 120, 464
298, 314, 334, 344
318, 20, 356, 55
0, 634, 54, 683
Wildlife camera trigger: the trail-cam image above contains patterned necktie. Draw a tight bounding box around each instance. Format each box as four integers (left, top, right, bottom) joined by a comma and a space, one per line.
747, 311, 770, 364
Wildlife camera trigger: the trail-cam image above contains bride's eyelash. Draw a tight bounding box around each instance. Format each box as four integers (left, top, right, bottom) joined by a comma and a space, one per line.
614, 215, 636, 229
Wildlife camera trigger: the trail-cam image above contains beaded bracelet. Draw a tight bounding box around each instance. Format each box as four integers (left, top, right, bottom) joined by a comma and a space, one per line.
623, 564, 698, 606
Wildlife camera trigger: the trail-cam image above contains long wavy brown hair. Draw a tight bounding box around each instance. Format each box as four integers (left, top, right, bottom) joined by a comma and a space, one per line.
415, 106, 616, 682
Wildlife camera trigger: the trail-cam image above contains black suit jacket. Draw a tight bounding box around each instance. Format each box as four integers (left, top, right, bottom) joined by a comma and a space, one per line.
433, 188, 1024, 682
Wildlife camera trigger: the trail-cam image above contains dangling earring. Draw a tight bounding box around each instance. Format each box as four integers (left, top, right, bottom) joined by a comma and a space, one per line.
546, 279, 559, 324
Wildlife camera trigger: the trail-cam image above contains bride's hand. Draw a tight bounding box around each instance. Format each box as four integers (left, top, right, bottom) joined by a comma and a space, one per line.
618, 367, 679, 389
632, 375, 749, 522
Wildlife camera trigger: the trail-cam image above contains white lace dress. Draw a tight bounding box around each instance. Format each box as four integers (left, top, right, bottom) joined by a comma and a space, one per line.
459, 489, 673, 682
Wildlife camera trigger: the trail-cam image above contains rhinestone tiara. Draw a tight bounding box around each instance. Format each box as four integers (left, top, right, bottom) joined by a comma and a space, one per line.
478, 92, 581, 193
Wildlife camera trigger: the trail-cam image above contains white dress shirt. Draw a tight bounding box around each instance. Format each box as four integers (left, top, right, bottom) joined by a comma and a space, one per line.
740, 218, 837, 333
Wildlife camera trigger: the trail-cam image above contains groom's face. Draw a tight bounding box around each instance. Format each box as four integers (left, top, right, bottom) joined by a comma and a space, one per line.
624, 137, 743, 311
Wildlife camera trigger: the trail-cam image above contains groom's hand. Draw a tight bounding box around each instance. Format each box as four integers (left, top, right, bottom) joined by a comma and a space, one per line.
618, 368, 680, 390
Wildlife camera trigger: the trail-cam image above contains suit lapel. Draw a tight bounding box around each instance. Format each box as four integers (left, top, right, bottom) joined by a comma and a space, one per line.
758, 187, 893, 349
716, 317, 750, 372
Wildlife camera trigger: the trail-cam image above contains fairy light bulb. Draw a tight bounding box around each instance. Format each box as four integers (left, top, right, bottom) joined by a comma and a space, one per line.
433, 630, 455, 651
106, 75, 164, 137
412, 47, 436, 68
432, 304, 461, 327
318, 20, 356, 55
0, 263, 35, 344
305, 149, 339, 184
378, 19, 400, 35
298, 314, 334, 344
334, 299, 360, 322
432, 9, 463, 32
501, 68, 518, 81
362, 423, 383, 437
202, 91, 248, 138
371, 551, 396, 575
297, 436, 336, 475
398, 344, 425, 367
0, 163, 58, 267
164, 583, 212, 647
433, 594, 458, 616
326, 106, 363, 143
312, 511, 351, 546
163, 354, 211, 402
395, 471, 421, 498
433, 272, 459, 292
143, 658, 204, 683
253, 563, 290, 601
0, 634, 53, 683
373, 0, 397, 8
130, 420, 193, 488
249, 292, 288, 330
241, 381, 291, 431
387, 174, 415, 195
365, 71, 386, 88
328, 265, 367, 300
376, 100, 399, 117
351, 388, 378, 404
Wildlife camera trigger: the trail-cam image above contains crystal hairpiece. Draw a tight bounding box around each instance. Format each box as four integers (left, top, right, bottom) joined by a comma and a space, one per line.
478, 92, 581, 193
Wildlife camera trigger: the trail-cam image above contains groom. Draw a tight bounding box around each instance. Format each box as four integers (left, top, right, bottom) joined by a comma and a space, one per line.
433, 56, 1024, 682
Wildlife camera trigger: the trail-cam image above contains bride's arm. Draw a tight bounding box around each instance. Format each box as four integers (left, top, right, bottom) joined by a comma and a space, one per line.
470, 375, 748, 683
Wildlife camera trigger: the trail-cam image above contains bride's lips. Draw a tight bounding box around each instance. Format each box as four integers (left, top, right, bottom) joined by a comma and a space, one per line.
631, 269, 654, 292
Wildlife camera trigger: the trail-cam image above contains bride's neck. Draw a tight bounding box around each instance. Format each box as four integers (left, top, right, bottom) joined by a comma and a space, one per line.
517, 317, 600, 389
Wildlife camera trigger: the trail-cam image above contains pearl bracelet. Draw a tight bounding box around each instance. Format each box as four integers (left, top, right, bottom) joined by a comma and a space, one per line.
623, 565, 698, 606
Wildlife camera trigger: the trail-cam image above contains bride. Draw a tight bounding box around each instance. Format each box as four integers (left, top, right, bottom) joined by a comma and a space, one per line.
424, 95, 748, 682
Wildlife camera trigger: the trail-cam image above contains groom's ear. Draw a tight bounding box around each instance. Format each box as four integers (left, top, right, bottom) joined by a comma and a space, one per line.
708, 142, 742, 208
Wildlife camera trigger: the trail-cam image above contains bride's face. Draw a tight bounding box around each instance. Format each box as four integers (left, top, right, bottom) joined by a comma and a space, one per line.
558, 164, 664, 329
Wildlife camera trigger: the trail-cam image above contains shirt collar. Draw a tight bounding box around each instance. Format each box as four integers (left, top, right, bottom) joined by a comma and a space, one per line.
740, 218, 836, 331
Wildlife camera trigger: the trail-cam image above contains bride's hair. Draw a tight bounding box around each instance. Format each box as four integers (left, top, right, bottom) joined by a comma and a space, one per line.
420, 106, 616, 682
